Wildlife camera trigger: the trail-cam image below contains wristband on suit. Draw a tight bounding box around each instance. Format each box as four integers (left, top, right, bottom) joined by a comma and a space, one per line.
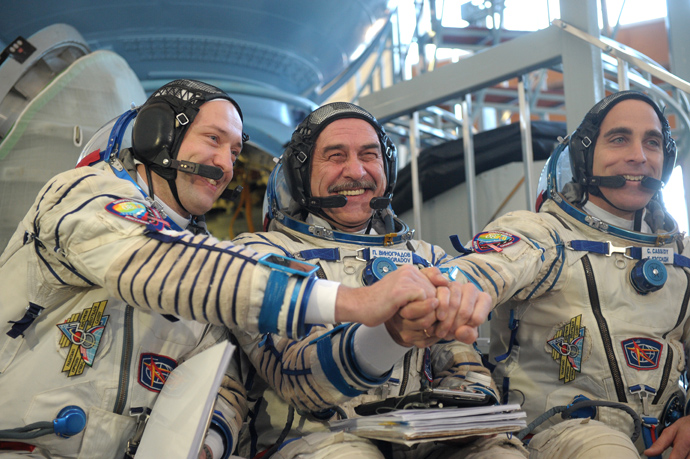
258, 254, 318, 335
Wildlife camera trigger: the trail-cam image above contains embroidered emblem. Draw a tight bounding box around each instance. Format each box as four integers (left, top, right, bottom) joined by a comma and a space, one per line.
57, 301, 109, 377
138, 353, 178, 392
472, 231, 520, 253
621, 338, 662, 370
105, 199, 169, 231
547, 315, 585, 383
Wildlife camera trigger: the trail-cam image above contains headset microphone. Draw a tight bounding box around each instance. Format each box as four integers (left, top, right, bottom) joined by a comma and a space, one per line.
640, 176, 663, 191
586, 175, 663, 192
168, 159, 224, 181
369, 197, 391, 210
308, 195, 347, 209
220, 186, 244, 201
586, 175, 626, 188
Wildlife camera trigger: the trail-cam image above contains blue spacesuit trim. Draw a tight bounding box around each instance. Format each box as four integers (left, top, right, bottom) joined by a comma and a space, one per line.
465, 261, 498, 297
285, 277, 305, 339
484, 263, 506, 290
494, 310, 519, 363
280, 213, 412, 246
547, 243, 566, 293
298, 248, 341, 261
525, 245, 562, 300
455, 269, 483, 292
554, 195, 678, 245
316, 332, 362, 397
259, 270, 289, 334
569, 241, 690, 268
525, 237, 545, 262
297, 247, 430, 267
199, 255, 221, 322
297, 276, 317, 338
346, 323, 393, 386
209, 411, 234, 459
237, 233, 292, 257
230, 259, 250, 326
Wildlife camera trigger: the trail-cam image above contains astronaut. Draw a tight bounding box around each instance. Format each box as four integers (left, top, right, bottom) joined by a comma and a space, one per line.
0, 81, 437, 459
231, 102, 527, 459
440, 90, 690, 458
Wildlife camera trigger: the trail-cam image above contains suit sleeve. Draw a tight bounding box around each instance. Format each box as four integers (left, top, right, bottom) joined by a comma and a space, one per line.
20, 168, 319, 339
440, 210, 568, 306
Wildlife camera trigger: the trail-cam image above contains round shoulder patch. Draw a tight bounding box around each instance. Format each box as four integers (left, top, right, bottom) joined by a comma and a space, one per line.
472, 231, 520, 253
105, 199, 170, 231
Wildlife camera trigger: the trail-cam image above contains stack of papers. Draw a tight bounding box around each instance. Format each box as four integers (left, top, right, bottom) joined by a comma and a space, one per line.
329, 404, 526, 446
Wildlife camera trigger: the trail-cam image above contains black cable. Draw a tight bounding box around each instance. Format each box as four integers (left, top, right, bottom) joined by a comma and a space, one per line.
0, 422, 54, 440
516, 400, 641, 444
262, 405, 294, 458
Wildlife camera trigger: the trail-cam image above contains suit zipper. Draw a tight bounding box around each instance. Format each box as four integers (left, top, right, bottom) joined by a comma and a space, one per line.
114, 305, 134, 414
581, 256, 627, 403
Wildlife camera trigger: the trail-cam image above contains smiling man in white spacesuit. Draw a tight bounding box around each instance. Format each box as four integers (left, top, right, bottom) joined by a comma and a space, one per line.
0, 81, 444, 459
231, 102, 527, 459
439, 90, 690, 458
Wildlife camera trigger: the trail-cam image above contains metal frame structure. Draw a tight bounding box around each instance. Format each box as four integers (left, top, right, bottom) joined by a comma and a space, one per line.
347, 0, 690, 238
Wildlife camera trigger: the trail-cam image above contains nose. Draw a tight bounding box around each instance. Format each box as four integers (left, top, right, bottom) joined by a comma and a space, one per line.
213, 150, 235, 178
627, 139, 648, 164
342, 157, 366, 179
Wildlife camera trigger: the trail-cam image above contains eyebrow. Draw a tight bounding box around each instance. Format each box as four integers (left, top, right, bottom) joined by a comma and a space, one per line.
601, 126, 663, 140
320, 143, 381, 154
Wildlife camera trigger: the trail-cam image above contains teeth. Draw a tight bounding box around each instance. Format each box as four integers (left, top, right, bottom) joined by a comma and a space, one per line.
207, 178, 218, 186
337, 189, 365, 196
623, 175, 644, 181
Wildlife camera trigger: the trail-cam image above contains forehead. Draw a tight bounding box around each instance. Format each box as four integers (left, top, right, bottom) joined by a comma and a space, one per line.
194, 99, 242, 129
315, 118, 379, 149
599, 99, 662, 132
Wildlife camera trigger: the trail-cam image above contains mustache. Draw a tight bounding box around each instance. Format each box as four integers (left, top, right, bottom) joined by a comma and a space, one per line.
328, 180, 376, 193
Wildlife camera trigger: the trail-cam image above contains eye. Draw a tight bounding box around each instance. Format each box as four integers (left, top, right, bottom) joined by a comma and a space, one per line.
647, 138, 662, 148
208, 134, 219, 143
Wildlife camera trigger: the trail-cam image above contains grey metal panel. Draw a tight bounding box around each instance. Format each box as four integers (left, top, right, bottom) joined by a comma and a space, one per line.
667, 0, 690, 82
559, 0, 604, 133
359, 25, 564, 122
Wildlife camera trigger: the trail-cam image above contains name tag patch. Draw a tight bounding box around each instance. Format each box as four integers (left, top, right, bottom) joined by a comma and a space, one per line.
370, 247, 413, 264
641, 247, 673, 264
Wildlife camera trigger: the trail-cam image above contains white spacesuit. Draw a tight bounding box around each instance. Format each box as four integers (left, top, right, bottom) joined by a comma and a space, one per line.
0, 150, 250, 458
0, 81, 346, 459
442, 91, 690, 458
232, 102, 527, 459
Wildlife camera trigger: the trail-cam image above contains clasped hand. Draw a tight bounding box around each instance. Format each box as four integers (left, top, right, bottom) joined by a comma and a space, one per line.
334, 266, 491, 348
383, 267, 492, 348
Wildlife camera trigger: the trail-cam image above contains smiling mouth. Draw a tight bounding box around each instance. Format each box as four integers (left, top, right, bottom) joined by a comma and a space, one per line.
336, 189, 366, 196
622, 175, 645, 181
